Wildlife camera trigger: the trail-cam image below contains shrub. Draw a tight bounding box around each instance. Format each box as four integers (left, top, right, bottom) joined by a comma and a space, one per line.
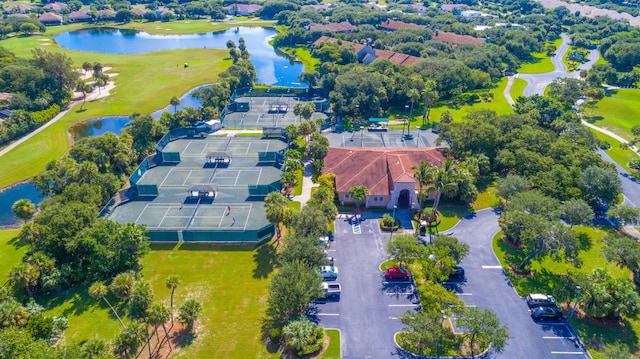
599, 141, 611, 150
380, 214, 399, 231
629, 160, 640, 170
268, 327, 282, 344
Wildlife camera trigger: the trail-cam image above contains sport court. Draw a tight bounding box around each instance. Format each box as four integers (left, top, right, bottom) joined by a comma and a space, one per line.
108, 136, 286, 242
325, 129, 440, 148
223, 95, 329, 128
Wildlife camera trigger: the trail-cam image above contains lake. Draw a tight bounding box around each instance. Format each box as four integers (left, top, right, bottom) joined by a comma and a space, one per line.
54, 26, 305, 87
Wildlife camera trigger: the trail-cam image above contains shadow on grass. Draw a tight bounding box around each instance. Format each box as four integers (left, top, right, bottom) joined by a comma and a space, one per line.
585, 115, 604, 124
148, 242, 254, 252
571, 316, 638, 354
475, 175, 496, 193
604, 89, 618, 97
8, 235, 27, 250
253, 241, 276, 279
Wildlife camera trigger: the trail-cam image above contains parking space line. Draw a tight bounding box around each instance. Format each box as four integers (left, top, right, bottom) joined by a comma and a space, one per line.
481, 265, 503, 269
544, 336, 575, 339
385, 292, 414, 295
388, 304, 418, 307
389, 316, 400, 320
382, 281, 413, 285
317, 313, 340, 316
465, 305, 477, 308
536, 322, 568, 326
455, 293, 473, 296
550, 352, 585, 355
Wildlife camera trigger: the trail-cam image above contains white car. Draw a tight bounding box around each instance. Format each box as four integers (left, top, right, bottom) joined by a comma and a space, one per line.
319, 266, 338, 280
319, 236, 330, 247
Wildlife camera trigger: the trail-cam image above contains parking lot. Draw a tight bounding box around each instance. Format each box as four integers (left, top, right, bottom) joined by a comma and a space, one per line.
310, 213, 419, 358
312, 209, 591, 359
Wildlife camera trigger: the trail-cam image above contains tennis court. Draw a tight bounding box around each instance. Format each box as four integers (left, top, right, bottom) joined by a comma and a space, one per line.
108, 136, 286, 242
223, 96, 330, 128
325, 129, 440, 148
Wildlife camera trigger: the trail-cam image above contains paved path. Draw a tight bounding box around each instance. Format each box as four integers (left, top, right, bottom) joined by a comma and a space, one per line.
504, 76, 516, 106
291, 160, 317, 207
534, 0, 640, 27
597, 149, 640, 207
582, 121, 640, 156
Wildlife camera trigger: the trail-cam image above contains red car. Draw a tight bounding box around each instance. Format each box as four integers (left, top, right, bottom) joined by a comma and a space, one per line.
385, 267, 411, 280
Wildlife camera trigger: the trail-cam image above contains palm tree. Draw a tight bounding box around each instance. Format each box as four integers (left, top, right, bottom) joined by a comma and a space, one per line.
178, 299, 202, 331
280, 171, 297, 195
285, 159, 303, 173
426, 159, 460, 222
170, 96, 180, 113
283, 318, 316, 355
113, 321, 146, 358
265, 192, 288, 239
11, 199, 36, 224
293, 103, 304, 121
411, 161, 432, 212
9, 263, 39, 297
88, 282, 125, 328
148, 303, 172, 351
421, 79, 439, 126
82, 61, 93, 77
348, 186, 368, 208
165, 275, 181, 327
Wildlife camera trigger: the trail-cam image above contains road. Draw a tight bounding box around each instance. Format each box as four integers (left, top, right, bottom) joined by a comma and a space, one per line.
597, 149, 640, 207
444, 209, 590, 358
517, 33, 600, 97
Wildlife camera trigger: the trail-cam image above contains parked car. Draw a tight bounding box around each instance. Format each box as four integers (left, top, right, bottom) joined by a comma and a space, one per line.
385, 267, 411, 280
526, 293, 556, 308
320, 266, 338, 280
530, 306, 564, 320
323, 251, 334, 265
319, 236, 330, 247
447, 266, 465, 281
321, 282, 341, 298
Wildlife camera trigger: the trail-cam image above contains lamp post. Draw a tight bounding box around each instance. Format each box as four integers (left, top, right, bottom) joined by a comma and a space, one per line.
416, 126, 421, 147
360, 126, 364, 147
569, 286, 583, 319
390, 205, 397, 240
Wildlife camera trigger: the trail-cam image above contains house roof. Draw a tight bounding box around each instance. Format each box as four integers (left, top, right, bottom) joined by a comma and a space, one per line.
433, 30, 486, 46
223, 4, 263, 13
313, 36, 423, 67
0, 92, 12, 101
5, 4, 33, 12
38, 12, 62, 22
411, 4, 428, 12
131, 8, 146, 16
323, 148, 446, 194
43, 2, 67, 12
364, 3, 383, 10
308, 21, 355, 33
98, 9, 116, 16
441, 3, 468, 11
380, 19, 425, 31
303, 4, 332, 10
68, 10, 91, 20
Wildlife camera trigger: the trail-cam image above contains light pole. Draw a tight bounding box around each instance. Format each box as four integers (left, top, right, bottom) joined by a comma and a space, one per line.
360, 126, 364, 147
569, 286, 583, 319
390, 205, 397, 240
416, 126, 421, 147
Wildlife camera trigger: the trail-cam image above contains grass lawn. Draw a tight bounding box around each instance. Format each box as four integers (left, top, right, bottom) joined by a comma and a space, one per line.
278, 45, 321, 72
0, 32, 231, 188
473, 176, 500, 210
510, 78, 527, 101
45, 243, 279, 357
492, 227, 640, 358
293, 169, 303, 196
318, 329, 341, 359
0, 229, 27, 283
584, 88, 640, 141
590, 130, 639, 174
118, 18, 276, 35
141, 243, 278, 358
287, 201, 301, 212
519, 52, 555, 74
419, 204, 471, 232
428, 77, 514, 124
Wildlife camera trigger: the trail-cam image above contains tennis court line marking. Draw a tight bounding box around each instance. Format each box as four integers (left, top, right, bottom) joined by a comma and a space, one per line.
157, 207, 172, 228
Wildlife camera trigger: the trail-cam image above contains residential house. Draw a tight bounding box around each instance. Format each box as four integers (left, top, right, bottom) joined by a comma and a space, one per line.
43, 2, 67, 13
323, 147, 446, 209
130, 8, 147, 17
460, 10, 483, 18
411, 4, 428, 14
223, 4, 262, 16
307, 21, 355, 34
155, 8, 175, 19
4, 4, 33, 14
97, 9, 116, 20
433, 29, 487, 46
38, 12, 63, 25
364, 3, 383, 11
313, 36, 423, 67
68, 10, 92, 22
441, 4, 468, 12
303, 4, 332, 11
379, 19, 425, 31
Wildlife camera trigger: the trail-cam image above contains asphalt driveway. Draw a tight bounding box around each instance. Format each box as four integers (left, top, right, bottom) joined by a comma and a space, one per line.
311, 214, 419, 359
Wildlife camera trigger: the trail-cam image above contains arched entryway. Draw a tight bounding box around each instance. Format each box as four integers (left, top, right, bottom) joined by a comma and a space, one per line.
397, 189, 410, 209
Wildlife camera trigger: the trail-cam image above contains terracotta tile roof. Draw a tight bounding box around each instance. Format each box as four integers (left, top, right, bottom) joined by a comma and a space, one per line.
364, 3, 383, 10
308, 21, 355, 33
313, 36, 423, 67
323, 148, 446, 194
388, 52, 410, 65
374, 49, 395, 60
131, 8, 146, 16
399, 55, 422, 66
380, 19, 425, 31
412, 4, 428, 12
433, 30, 486, 46
224, 4, 263, 13
5, 4, 33, 12
303, 4, 332, 10
68, 10, 91, 21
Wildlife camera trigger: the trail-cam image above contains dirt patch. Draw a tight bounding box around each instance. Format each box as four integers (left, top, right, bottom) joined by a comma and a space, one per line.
143, 321, 198, 359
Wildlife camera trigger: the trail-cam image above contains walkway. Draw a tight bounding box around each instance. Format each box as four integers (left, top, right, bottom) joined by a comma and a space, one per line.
290, 160, 317, 207
582, 120, 640, 156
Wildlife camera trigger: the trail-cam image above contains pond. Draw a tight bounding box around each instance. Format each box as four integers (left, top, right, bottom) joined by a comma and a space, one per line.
0, 183, 46, 227
54, 27, 305, 87
71, 85, 206, 139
